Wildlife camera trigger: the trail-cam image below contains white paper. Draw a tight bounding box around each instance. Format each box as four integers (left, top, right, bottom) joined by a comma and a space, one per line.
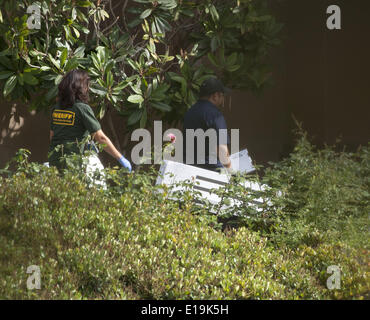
230, 149, 255, 174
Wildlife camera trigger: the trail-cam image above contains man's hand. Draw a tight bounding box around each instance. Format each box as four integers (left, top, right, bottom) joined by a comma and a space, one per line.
218, 144, 232, 169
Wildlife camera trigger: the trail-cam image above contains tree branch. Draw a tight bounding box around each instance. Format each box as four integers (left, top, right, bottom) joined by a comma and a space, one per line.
106, 106, 122, 153
107, 0, 125, 34
121, 0, 130, 32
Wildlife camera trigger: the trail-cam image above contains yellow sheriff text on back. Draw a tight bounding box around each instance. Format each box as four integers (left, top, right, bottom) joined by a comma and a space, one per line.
52, 110, 75, 126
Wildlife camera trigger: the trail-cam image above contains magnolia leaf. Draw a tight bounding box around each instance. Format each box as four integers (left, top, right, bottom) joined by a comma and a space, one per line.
60, 48, 68, 67
3, 75, 17, 97
76, 1, 92, 7
45, 86, 58, 101
54, 74, 63, 85
90, 85, 107, 96
74, 45, 86, 58
72, 27, 80, 38
23, 73, 39, 85
140, 107, 147, 128
209, 5, 219, 21
106, 71, 113, 88
140, 9, 153, 20
17, 74, 24, 86
113, 81, 129, 94
48, 54, 60, 70
127, 94, 144, 104
127, 109, 143, 126
65, 57, 79, 72
72, 8, 77, 20
0, 71, 14, 80
150, 101, 171, 112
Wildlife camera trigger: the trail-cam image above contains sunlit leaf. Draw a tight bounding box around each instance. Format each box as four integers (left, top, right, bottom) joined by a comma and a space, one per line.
3, 75, 17, 97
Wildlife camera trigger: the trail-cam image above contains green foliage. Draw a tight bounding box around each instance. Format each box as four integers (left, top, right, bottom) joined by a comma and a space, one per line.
212, 130, 369, 250
0, 0, 282, 132
0, 134, 369, 299
263, 136, 369, 250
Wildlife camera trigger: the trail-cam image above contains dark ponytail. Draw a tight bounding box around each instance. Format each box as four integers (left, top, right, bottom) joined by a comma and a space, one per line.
58, 69, 90, 109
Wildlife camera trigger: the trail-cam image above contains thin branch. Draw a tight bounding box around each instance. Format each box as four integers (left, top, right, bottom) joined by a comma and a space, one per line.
121, 0, 130, 33
101, 16, 120, 34
161, 61, 178, 74
167, 19, 201, 43
107, 0, 125, 34
94, 17, 100, 47
45, 12, 50, 54
106, 106, 122, 153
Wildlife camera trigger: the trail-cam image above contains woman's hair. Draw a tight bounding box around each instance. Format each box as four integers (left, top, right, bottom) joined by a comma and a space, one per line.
58, 69, 90, 109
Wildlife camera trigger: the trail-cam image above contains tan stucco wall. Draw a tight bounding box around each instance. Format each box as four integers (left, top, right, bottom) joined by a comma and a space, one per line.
1, 0, 369, 169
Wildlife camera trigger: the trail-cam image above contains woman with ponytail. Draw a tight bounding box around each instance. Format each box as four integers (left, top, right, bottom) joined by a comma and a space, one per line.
48, 69, 131, 172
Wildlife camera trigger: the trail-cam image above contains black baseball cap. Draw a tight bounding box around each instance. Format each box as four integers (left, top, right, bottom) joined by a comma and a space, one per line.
199, 78, 231, 97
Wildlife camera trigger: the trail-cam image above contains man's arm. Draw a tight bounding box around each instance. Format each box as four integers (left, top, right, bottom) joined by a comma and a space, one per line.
217, 144, 231, 168
50, 130, 54, 142
212, 113, 231, 169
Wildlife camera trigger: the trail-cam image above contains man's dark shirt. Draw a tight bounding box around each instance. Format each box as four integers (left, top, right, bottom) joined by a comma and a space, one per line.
183, 99, 229, 171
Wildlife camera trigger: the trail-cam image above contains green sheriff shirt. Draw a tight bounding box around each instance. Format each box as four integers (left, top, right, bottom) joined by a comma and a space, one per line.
48, 100, 101, 168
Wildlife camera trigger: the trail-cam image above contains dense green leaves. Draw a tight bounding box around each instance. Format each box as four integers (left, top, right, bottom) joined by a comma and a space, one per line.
0, 0, 282, 141
23, 73, 39, 85
212, 129, 370, 253
0, 138, 368, 299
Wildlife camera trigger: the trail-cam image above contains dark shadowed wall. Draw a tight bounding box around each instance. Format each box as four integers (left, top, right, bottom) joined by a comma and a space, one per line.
224, 0, 370, 166
1, 0, 369, 168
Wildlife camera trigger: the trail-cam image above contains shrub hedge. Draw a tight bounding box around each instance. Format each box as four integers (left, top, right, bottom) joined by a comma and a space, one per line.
0, 135, 369, 299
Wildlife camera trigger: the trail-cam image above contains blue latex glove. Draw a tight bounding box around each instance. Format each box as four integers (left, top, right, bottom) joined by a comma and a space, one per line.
118, 155, 132, 172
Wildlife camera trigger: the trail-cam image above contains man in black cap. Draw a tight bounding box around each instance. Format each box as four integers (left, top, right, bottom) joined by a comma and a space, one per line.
183, 77, 232, 172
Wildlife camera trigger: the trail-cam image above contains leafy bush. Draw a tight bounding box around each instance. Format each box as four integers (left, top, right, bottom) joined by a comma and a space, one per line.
0, 0, 282, 153
214, 130, 369, 250
0, 134, 369, 299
